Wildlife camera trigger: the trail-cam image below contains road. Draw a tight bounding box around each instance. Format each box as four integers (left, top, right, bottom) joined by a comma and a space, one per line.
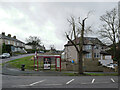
2, 75, 118, 88
1, 54, 34, 63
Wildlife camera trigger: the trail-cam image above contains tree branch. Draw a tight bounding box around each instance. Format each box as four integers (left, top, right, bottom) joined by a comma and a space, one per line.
65, 32, 79, 53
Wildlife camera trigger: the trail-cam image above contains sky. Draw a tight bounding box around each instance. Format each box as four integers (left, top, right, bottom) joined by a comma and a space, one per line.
0, 2, 118, 50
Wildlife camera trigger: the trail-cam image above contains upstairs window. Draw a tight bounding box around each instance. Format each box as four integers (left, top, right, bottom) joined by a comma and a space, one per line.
17, 42, 19, 46
14, 42, 16, 46
85, 45, 91, 50
8, 40, 10, 44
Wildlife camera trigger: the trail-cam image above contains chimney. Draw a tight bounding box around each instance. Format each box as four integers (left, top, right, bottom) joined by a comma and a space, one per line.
2, 32, 5, 36
8, 34, 11, 37
13, 36, 16, 39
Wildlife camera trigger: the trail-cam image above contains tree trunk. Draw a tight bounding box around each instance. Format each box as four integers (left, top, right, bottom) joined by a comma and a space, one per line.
78, 51, 83, 74
77, 19, 85, 75
118, 41, 120, 76
113, 42, 116, 58
92, 45, 94, 60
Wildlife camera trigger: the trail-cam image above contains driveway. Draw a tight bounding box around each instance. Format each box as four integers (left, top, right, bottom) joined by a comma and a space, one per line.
1, 53, 34, 63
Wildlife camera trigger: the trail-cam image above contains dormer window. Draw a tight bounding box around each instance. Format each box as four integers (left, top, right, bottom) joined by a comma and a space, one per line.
85, 45, 91, 50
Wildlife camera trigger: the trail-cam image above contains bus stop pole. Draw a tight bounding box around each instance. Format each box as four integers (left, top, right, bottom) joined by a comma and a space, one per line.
34, 56, 35, 71
37, 57, 39, 71
60, 57, 61, 72
55, 58, 57, 71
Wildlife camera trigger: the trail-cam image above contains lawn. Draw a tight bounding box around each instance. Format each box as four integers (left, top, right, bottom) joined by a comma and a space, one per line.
8, 56, 36, 70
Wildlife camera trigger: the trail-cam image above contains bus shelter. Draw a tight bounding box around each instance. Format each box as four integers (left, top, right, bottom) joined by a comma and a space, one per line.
34, 55, 61, 72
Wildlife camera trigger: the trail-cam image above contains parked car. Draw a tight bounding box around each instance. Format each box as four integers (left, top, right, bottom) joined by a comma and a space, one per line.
38, 51, 44, 53
106, 64, 117, 69
106, 64, 114, 69
0, 53, 10, 59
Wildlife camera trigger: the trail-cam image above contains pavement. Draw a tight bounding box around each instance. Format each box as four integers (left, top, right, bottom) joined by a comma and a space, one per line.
2, 64, 66, 76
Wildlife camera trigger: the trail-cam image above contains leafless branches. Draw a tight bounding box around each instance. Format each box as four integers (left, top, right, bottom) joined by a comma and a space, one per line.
65, 12, 91, 74
99, 7, 119, 57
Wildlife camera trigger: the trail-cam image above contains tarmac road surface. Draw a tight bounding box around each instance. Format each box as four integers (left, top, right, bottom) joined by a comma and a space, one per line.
1, 54, 34, 63
2, 75, 119, 88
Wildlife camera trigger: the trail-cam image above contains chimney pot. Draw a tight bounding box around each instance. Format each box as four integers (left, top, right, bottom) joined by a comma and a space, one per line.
2, 32, 5, 36
8, 34, 11, 37
13, 36, 16, 39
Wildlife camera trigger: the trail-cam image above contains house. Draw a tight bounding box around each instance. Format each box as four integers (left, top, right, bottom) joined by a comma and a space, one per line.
63, 37, 108, 71
64, 37, 106, 63
63, 37, 118, 72
25, 43, 45, 50
0, 32, 26, 54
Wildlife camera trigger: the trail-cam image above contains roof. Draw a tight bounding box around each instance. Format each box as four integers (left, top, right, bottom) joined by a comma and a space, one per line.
0, 34, 25, 44
37, 55, 61, 57
64, 37, 106, 46
100, 51, 111, 55
25, 42, 43, 47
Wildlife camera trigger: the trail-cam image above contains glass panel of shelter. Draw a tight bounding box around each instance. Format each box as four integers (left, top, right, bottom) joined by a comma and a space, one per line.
35, 56, 56, 71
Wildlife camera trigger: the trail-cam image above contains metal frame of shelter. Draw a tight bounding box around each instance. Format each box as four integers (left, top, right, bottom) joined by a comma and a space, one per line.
34, 55, 61, 72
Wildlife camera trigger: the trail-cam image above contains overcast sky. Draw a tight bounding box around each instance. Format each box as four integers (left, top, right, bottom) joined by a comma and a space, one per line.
0, 2, 118, 50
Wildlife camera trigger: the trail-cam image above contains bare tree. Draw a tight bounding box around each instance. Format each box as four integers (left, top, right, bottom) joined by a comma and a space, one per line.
49, 45, 56, 50
26, 36, 41, 50
117, 2, 120, 76
65, 13, 91, 74
99, 8, 119, 60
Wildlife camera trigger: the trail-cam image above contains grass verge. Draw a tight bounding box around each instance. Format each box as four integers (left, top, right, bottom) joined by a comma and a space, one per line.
6, 55, 35, 70
85, 73, 118, 76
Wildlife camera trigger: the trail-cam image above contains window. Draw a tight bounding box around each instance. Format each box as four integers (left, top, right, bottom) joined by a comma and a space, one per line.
85, 45, 91, 50
5, 40, 8, 44
86, 53, 92, 58
8, 40, 10, 44
94, 53, 100, 58
94, 46, 98, 49
101, 47, 104, 49
17, 42, 19, 46
14, 42, 16, 46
